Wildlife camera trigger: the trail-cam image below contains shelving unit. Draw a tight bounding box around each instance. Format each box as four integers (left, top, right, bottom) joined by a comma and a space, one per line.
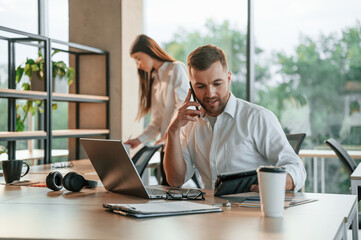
0, 26, 110, 164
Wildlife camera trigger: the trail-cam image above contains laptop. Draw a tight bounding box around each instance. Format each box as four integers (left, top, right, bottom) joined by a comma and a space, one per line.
80, 138, 200, 199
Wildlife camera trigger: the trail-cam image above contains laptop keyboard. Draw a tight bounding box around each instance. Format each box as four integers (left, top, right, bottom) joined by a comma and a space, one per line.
146, 187, 167, 196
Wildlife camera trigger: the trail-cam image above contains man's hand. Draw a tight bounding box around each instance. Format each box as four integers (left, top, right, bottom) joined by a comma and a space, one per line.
124, 138, 141, 149
167, 89, 201, 133
163, 89, 201, 187
249, 173, 295, 192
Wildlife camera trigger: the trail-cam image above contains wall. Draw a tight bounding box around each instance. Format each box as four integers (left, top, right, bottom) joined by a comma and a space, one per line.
68, 0, 143, 158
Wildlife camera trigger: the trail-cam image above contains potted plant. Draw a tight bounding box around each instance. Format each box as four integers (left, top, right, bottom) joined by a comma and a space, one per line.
15, 50, 75, 91
14, 50, 74, 131
0, 145, 7, 156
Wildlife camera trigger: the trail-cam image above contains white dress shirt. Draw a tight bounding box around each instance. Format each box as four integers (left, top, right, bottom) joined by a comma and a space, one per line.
339, 112, 361, 141
180, 93, 307, 191
137, 61, 189, 143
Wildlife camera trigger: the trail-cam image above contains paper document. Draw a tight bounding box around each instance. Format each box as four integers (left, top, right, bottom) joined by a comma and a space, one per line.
103, 201, 222, 218
221, 192, 317, 208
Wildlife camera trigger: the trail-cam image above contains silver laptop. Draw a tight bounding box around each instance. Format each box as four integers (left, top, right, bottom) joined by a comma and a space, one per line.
80, 138, 185, 199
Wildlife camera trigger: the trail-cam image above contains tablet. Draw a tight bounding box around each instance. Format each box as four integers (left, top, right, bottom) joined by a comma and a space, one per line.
213, 169, 258, 196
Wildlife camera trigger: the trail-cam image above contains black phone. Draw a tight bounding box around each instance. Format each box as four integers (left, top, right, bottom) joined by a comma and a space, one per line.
189, 82, 200, 118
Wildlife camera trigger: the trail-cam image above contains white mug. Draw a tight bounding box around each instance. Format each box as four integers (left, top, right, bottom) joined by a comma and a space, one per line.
257, 166, 287, 217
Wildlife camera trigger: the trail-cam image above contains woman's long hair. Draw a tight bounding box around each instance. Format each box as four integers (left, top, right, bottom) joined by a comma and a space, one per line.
130, 34, 175, 120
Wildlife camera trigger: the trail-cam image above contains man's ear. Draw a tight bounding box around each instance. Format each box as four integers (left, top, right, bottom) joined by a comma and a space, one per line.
227, 71, 231, 83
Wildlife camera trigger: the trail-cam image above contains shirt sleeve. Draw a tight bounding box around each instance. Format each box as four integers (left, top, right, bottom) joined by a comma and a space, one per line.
172, 63, 189, 109
137, 92, 162, 143
180, 125, 196, 183
252, 109, 307, 192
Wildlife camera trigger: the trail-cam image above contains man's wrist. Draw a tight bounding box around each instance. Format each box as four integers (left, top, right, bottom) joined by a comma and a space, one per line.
167, 125, 180, 136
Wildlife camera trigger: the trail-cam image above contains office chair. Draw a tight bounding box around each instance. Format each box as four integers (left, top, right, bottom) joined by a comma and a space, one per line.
132, 145, 164, 177
286, 133, 306, 155
325, 138, 361, 228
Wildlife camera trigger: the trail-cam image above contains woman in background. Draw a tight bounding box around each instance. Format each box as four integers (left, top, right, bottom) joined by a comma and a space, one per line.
125, 34, 189, 149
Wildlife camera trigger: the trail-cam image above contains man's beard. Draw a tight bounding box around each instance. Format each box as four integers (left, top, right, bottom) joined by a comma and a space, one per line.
199, 93, 230, 116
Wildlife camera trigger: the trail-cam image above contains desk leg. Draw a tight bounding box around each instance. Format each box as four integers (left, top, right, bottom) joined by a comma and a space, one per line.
313, 157, 318, 193
351, 180, 360, 196
351, 179, 361, 240
321, 157, 325, 193
351, 201, 359, 240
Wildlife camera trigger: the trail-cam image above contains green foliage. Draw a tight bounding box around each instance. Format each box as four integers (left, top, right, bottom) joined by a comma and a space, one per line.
15, 100, 58, 132
0, 145, 7, 155
163, 19, 269, 100
15, 50, 75, 87
274, 22, 361, 141
14, 50, 74, 131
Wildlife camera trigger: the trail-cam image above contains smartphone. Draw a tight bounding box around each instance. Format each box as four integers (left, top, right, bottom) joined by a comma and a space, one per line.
189, 82, 200, 118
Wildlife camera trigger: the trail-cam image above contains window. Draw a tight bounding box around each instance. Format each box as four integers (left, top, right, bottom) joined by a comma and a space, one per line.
145, 0, 248, 98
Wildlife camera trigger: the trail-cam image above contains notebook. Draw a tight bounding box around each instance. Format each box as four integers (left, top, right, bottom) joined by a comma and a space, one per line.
80, 138, 200, 199
103, 201, 222, 218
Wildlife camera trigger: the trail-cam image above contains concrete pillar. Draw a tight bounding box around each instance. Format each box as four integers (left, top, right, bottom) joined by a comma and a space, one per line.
68, 0, 143, 159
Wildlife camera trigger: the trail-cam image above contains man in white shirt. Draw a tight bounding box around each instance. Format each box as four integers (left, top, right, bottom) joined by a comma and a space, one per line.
164, 45, 306, 192
339, 101, 361, 142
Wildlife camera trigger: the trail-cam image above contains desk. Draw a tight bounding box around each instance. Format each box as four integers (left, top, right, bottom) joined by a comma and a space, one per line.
351, 163, 361, 203
0, 149, 69, 165
0, 160, 358, 240
299, 149, 361, 193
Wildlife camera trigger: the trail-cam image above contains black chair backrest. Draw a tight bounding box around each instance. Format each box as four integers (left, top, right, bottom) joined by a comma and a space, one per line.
132, 145, 163, 176
286, 133, 306, 155
325, 138, 357, 175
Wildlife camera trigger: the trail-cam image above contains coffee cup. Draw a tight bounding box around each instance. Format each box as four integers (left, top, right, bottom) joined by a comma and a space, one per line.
257, 166, 286, 217
2, 160, 30, 184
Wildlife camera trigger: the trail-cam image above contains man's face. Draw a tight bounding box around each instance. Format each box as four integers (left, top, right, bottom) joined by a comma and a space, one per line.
189, 61, 231, 117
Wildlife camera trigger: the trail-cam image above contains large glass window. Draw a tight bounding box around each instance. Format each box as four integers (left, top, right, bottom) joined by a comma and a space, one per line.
253, 0, 361, 193
0, 0, 38, 34
145, 0, 248, 98
49, 0, 69, 41
145, 0, 361, 194
0, 0, 70, 162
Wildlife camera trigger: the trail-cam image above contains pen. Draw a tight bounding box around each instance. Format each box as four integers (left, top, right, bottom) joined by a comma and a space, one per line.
113, 209, 128, 216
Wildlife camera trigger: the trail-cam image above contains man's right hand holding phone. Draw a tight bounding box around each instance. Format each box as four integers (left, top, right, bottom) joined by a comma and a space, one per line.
168, 89, 201, 133
164, 89, 201, 187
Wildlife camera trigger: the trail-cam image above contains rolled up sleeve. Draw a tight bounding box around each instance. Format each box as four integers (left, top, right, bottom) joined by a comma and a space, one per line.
253, 110, 307, 192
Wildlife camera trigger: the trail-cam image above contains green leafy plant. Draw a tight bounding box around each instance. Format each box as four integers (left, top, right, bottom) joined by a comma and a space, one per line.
14, 50, 72, 131
0, 145, 7, 155
15, 50, 75, 88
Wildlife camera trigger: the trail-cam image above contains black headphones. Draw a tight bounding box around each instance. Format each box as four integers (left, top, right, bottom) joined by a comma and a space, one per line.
46, 171, 98, 192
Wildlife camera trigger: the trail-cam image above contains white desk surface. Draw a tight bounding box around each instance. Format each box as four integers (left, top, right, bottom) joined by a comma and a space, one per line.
0, 159, 357, 240
299, 149, 361, 159
351, 163, 361, 180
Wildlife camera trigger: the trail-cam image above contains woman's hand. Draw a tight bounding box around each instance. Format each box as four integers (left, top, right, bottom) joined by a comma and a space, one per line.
124, 138, 141, 149
155, 132, 167, 146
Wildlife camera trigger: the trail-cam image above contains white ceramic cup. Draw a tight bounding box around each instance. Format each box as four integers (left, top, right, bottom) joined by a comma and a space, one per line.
257, 166, 287, 217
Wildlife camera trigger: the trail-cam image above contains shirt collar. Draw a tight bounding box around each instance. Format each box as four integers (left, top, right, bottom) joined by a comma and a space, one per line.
222, 92, 236, 119
152, 61, 170, 81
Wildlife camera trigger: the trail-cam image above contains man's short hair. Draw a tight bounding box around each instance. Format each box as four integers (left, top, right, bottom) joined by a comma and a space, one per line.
187, 44, 229, 73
